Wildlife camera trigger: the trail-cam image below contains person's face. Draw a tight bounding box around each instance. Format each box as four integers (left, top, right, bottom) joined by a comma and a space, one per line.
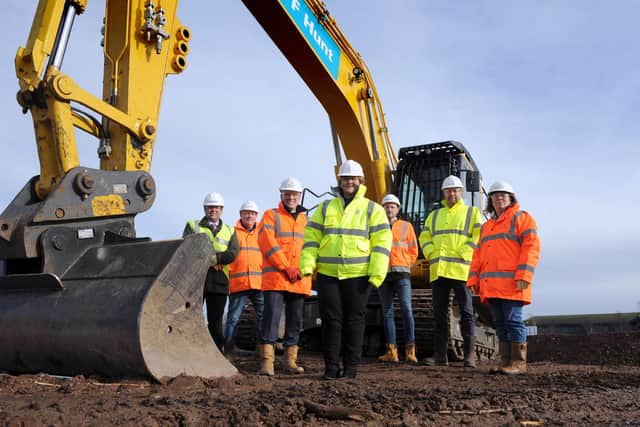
204, 205, 223, 222
239, 210, 258, 229
281, 191, 301, 211
490, 192, 512, 214
443, 188, 462, 206
339, 176, 360, 198
383, 203, 400, 221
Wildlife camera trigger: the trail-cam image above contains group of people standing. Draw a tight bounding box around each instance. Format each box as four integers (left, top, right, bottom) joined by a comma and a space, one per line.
185, 159, 540, 379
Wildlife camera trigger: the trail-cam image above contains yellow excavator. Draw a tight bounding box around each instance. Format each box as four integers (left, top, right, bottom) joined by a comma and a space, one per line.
0, 0, 495, 383
237, 0, 498, 360
0, 0, 236, 382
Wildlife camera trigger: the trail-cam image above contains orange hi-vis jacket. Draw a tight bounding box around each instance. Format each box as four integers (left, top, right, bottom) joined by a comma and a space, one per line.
258, 203, 312, 296
467, 204, 540, 305
228, 220, 262, 294
389, 219, 419, 273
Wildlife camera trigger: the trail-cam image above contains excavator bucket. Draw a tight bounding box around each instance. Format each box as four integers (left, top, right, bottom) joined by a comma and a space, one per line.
0, 233, 236, 382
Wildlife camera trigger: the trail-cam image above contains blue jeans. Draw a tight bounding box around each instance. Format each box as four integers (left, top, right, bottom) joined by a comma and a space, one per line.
224, 290, 264, 347
260, 291, 305, 347
489, 298, 526, 343
377, 275, 415, 345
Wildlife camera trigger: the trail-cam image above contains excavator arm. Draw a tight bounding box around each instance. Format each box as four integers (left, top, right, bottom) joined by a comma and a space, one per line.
16, 0, 189, 200
242, 0, 397, 201
0, 0, 235, 382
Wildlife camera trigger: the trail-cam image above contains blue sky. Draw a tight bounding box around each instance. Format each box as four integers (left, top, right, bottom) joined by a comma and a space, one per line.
1, 1, 638, 316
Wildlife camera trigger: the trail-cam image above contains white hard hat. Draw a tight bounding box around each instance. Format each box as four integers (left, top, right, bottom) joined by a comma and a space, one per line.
203, 192, 224, 207
279, 177, 303, 192
338, 160, 364, 177
441, 175, 464, 190
488, 180, 514, 194
381, 194, 401, 207
239, 200, 259, 213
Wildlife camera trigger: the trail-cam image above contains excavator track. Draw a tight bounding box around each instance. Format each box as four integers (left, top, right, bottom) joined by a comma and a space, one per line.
391, 288, 497, 361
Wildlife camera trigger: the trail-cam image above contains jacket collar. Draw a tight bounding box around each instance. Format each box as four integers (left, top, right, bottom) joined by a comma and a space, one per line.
441, 198, 465, 211
493, 203, 520, 222
235, 219, 256, 233
339, 184, 367, 205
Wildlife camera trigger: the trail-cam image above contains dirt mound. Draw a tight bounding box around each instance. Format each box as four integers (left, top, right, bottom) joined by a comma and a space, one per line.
1, 334, 640, 426
528, 331, 640, 365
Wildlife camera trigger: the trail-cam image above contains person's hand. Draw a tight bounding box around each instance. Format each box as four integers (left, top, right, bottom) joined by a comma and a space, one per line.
210, 254, 218, 267
516, 280, 530, 290
213, 264, 223, 271
469, 285, 479, 295
283, 267, 302, 283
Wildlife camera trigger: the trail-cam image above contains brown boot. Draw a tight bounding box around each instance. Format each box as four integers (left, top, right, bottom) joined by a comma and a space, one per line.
258, 344, 275, 376
378, 344, 399, 363
405, 343, 418, 364
500, 342, 527, 375
284, 345, 304, 374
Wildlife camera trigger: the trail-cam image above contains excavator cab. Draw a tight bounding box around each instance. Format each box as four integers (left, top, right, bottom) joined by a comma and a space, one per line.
384, 140, 496, 360
395, 140, 484, 233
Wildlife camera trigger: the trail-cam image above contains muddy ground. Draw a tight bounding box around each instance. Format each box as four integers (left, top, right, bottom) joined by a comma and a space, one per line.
1, 332, 639, 426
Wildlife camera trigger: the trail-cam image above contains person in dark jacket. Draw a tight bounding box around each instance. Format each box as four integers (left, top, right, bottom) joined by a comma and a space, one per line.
183, 192, 239, 350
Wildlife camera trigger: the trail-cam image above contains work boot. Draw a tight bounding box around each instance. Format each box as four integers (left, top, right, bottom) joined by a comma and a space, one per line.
284, 345, 304, 374
322, 365, 340, 380
342, 366, 357, 379
405, 343, 418, 364
489, 341, 511, 374
378, 344, 399, 363
463, 338, 476, 368
258, 344, 275, 376
500, 342, 527, 375
423, 352, 448, 366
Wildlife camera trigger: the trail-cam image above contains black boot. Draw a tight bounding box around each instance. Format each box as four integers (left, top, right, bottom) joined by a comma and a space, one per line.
463, 337, 476, 368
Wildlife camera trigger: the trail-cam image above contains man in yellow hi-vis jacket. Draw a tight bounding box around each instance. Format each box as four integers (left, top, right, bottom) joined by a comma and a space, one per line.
301, 160, 392, 380
418, 175, 482, 368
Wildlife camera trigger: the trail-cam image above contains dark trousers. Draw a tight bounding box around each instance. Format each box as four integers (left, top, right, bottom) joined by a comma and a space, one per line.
432, 277, 475, 358
260, 290, 305, 347
204, 292, 227, 350
317, 274, 371, 374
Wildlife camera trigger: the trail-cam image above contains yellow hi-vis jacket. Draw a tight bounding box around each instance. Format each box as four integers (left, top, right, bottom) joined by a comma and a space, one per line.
300, 185, 392, 287
418, 199, 482, 283
187, 219, 234, 278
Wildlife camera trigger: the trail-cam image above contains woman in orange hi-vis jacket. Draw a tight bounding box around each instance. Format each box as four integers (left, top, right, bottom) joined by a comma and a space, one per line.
467, 181, 540, 375
257, 177, 312, 377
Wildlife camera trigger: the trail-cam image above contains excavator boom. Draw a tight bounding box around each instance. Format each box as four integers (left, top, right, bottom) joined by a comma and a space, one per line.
242, 0, 396, 201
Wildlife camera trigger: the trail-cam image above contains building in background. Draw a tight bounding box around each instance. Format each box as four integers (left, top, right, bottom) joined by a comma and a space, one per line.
526, 313, 640, 335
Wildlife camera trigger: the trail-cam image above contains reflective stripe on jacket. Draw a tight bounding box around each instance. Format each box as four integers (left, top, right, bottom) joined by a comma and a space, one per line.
229, 220, 262, 294
389, 219, 418, 273
466, 203, 540, 305
258, 203, 312, 296
188, 219, 234, 278
300, 184, 392, 288
418, 199, 482, 283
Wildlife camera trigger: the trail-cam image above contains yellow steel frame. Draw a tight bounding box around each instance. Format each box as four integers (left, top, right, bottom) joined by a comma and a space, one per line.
15, 0, 189, 199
